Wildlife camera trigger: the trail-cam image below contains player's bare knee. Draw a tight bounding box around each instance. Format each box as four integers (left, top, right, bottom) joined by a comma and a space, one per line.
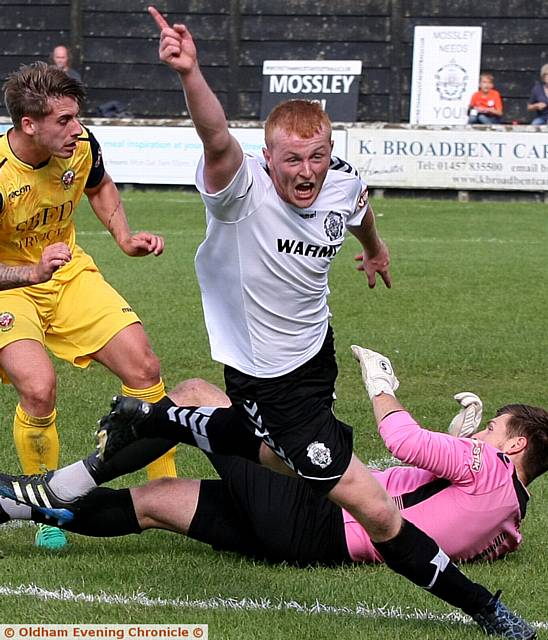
361, 501, 401, 541
169, 378, 208, 405
18, 376, 56, 415
145, 477, 175, 495
130, 350, 161, 387
329, 467, 401, 540
170, 378, 230, 407
131, 484, 157, 528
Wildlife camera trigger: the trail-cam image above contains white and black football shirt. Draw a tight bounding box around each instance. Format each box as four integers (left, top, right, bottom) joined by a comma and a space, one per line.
195, 153, 369, 377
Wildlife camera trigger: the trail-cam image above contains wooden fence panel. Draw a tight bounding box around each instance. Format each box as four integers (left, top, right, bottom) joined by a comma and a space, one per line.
0, 0, 545, 125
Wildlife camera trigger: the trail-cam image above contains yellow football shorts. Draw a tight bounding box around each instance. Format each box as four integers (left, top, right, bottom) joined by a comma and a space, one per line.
0, 267, 141, 383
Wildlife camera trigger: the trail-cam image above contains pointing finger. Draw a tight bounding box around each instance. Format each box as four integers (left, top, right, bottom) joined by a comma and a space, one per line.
148, 5, 170, 31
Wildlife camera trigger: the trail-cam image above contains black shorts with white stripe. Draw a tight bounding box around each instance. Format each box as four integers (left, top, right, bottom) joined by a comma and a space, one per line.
224, 326, 353, 495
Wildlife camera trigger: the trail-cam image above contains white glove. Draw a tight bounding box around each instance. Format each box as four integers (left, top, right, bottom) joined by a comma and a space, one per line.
351, 345, 400, 400
447, 391, 483, 438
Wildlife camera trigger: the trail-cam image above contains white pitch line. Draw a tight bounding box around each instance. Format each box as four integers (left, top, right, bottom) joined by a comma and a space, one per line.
0, 584, 546, 631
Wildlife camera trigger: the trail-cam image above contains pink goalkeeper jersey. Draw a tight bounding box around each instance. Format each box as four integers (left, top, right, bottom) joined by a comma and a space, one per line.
343, 411, 529, 563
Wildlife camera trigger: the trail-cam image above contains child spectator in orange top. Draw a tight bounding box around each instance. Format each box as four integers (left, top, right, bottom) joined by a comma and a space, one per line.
468, 73, 503, 124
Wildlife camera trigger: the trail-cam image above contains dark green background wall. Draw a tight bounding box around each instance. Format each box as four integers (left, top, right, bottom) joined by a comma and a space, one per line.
1, 0, 546, 122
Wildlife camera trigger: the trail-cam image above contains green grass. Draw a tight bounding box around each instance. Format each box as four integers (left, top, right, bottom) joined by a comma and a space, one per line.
0, 192, 546, 638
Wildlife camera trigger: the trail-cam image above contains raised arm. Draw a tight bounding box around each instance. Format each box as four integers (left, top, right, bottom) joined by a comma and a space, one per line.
351, 345, 478, 485
148, 5, 243, 193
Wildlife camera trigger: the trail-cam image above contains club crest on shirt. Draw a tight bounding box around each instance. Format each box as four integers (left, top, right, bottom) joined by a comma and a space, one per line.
0, 311, 15, 332
306, 441, 332, 469
324, 211, 343, 241
61, 169, 76, 190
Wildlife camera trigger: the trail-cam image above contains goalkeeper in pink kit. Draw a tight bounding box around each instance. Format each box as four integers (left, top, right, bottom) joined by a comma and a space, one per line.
344, 348, 544, 565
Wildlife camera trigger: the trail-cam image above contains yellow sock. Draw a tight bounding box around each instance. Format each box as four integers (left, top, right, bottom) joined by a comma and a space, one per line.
13, 404, 59, 474
121, 378, 177, 479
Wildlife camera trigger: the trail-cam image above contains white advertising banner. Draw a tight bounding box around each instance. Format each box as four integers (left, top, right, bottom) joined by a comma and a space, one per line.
3, 118, 546, 191
347, 127, 548, 191
410, 26, 482, 125
88, 125, 347, 185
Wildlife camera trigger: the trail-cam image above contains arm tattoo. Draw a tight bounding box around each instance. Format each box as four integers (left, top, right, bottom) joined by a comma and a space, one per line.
0, 264, 34, 290
106, 199, 122, 233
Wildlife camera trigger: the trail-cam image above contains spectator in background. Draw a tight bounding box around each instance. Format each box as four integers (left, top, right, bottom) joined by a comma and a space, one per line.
467, 72, 503, 124
527, 63, 548, 125
51, 45, 82, 82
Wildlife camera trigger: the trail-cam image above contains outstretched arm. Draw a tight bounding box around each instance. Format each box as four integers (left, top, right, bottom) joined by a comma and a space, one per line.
351, 346, 478, 484
149, 5, 243, 193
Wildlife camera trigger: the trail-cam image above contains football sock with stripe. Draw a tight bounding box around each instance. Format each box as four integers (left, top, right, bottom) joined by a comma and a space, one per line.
373, 519, 492, 615
84, 399, 262, 486
141, 400, 263, 463
13, 404, 59, 474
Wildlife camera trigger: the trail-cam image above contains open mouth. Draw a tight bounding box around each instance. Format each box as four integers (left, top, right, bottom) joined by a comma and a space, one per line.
295, 182, 314, 197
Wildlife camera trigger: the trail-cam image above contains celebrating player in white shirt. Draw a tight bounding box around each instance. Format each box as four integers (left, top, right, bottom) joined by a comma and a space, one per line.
112, 7, 534, 637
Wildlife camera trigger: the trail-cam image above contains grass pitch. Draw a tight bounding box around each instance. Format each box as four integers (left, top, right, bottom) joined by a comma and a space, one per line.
0, 191, 546, 638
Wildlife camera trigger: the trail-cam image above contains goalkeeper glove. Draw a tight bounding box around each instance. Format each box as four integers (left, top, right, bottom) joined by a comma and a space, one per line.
447, 391, 483, 438
351, 345, 400, 400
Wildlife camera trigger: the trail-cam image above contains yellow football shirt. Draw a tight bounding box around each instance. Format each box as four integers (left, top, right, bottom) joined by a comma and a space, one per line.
0, 127, 101, 280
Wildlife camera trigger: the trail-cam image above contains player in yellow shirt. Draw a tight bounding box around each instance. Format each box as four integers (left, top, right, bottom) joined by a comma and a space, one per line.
0, 61, 177, 549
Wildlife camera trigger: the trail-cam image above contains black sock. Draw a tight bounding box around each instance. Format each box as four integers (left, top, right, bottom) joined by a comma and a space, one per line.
84, 397, 179, 483
146, 401, 262, 462
84, 436, 178, 485
84, 399, 262, 485
0, 503, 9, 525
32, 488, 141, 537
373, 519, 493, 615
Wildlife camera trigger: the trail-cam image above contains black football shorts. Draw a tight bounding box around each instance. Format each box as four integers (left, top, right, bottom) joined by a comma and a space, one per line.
224, 326, 353, 494
187, 454, 351, 566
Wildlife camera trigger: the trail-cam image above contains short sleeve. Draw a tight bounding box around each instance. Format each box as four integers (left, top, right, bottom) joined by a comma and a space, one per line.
346, 181, 369, 228
84, 129, 106, 189
195, 154, 265, 223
